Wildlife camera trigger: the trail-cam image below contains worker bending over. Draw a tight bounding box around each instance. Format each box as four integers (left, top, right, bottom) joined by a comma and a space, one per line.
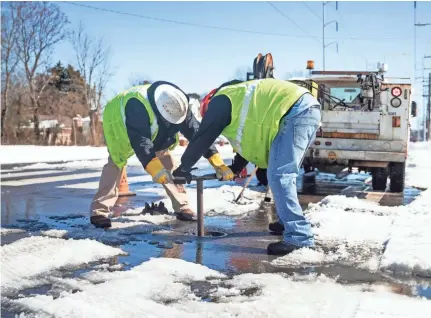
173, 78, 321, 256
90, 81, 227, 228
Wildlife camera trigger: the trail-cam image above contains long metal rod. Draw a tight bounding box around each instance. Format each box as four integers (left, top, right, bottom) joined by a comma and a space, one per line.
322, 1, 325, 71
196, 179, 204, 237
191, 173, 253, 237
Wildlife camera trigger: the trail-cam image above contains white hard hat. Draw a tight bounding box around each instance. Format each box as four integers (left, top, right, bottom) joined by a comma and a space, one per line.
154, 84, 188, 124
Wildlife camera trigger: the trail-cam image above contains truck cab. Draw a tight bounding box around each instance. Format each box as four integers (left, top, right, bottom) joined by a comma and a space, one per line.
289, 62, 412, 192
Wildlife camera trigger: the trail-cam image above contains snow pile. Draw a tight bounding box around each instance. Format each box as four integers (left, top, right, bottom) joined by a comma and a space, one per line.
11, 258, 431, 318
405, 141, 431, 189
307, 196, 393, 246
273, 142, 431, 275
380, 212, 431, 277
1, 236, 126, 294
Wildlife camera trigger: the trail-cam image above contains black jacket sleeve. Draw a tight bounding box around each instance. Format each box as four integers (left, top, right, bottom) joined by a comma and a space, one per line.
179, 109, 218, 159
179, 95, 232, 172
230, 153, 249, 173
124, 98, 155, 169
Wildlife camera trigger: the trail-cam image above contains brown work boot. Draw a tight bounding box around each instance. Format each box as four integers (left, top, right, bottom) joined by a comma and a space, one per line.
90, 215, 112, 229
175, 208, 197, 222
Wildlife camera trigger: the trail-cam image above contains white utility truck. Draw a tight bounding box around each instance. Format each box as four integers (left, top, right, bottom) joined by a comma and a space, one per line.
289, 62, 413, 192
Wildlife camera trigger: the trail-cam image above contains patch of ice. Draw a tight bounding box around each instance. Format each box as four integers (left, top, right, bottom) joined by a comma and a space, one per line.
1, 236, 126, 293
12, 258, 431, 318
271, 248, 327, 267
40, 229, 67, 238
116, 212, 175, 225
1, 228, 26, 235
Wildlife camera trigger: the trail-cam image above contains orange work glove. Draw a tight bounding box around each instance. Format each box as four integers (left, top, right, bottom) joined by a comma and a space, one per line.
208, 153, 235, 181
145, 157, 173, 184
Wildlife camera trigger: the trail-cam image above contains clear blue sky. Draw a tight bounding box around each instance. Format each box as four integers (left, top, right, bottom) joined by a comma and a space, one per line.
53, 1, 431, 110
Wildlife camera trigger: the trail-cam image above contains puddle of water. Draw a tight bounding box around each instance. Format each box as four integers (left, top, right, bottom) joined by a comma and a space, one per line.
204, 216, 236, 230
416, 285, 431, 299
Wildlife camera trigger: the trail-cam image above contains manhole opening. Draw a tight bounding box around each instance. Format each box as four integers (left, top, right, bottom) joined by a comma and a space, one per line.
191, 230, 228, 238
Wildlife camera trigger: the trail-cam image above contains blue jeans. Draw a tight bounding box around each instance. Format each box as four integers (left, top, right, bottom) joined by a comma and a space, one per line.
267, 105, 321, 247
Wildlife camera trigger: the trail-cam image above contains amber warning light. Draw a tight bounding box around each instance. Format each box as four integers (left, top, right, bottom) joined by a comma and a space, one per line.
391, 87, 402, 97
306, 60, 315, 70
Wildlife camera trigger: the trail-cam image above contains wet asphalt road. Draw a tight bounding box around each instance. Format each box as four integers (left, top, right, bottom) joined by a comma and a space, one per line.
1, 162, 430, 317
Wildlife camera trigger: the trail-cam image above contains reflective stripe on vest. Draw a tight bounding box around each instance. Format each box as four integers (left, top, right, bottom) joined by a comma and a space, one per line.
231, 80, 262, 152
119, 86, 159, 138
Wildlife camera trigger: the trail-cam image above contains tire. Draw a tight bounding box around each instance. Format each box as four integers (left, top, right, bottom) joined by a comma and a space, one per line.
303, 164, 314, 173
389, 162, 406, 193
372, 167, 388, 191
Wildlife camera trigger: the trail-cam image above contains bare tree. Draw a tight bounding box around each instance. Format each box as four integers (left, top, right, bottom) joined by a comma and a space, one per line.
14, 1, 69, 140
129, 74, 152, 87
71, 22, 112, 146
1, 2, 20, 140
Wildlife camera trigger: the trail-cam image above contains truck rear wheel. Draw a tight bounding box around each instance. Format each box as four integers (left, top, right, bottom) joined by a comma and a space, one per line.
389, 162, 405, 193
371, 167, 388, 191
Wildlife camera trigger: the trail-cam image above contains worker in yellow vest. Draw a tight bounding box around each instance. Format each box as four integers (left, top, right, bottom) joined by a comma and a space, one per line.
173, 78, 321, 256
90, 81, 229, 228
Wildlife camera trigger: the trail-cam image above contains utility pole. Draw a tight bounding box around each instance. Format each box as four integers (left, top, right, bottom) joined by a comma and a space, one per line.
322, 2, 325, 71
428, 72, 431, 140
413, 1, 431, 141
322, 1, 339, 71
422, 55, 431, 141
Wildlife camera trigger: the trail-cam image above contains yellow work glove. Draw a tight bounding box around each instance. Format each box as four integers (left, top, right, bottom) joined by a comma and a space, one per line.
145, 157, 172, 184
208, 153, 234, 181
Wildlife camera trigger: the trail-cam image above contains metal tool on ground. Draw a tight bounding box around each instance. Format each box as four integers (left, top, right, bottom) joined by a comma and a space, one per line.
234, 167, 258, 203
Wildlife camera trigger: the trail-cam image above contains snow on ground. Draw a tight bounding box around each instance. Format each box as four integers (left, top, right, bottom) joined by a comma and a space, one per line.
10, 258, 431, 318
0, 145, 109, 165
0, 144, 235, 169
405, 141, 431, 189
136, 182, 263, 218
272, 142, 431, 277
1, 236, 126, 294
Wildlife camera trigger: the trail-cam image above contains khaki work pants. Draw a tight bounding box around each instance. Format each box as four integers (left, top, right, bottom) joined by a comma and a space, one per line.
90, 149, 190, 217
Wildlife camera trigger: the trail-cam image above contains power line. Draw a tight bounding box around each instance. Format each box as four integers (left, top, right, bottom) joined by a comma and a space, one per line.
266, 1, 320, 43
64, 1, 314, 39
302, 1, 322, 20
63, 1, 397, 42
